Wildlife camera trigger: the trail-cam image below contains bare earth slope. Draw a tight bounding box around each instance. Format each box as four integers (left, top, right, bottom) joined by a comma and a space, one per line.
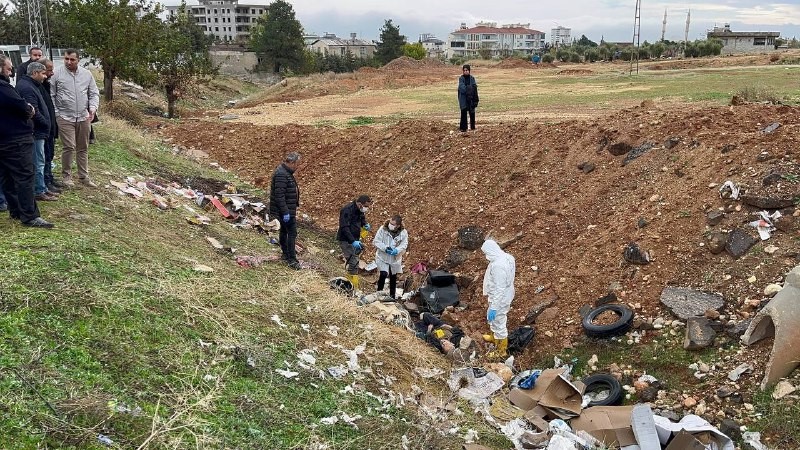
160, 101, 800, 364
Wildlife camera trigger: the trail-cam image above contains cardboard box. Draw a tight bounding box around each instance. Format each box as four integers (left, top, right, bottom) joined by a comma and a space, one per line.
507, 369, 583, 419
664, 430, 715, 450
570, 405, 638, 447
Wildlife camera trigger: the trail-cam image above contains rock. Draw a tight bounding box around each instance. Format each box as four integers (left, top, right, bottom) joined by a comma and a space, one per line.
761, 122, 780, 134
706, 210, 725, 226
457, 225, 484, 250
684, 317, 717, 350
716, 386, 734, 398
730, 95, 744, 106
774, 214, 795, 232
708, 231, 728, 254
683, 397, 698, 408
637, 217, 648, 229
725, 228, 759, 258
534, 306, 560, 326
741, 193, 796, 210
577, 161, 595, 174
640, 386, 659, 402
608, 142, 632, 156
523, 294, 558, 325
756, 151, 772, 162
704, 309, 721, 320
762, 172, 783, 186
726, 319, 751, 339
444, 247, 471, 268
595, 292, 617, 306
764, 283, 782, 297
623, 142, 655, 165
772, 380, 796, 399
728, 363, 754, 381
578, 304, 593, 318
664, 137, 681, 149
763, 245, 779, 255
720, 143, 736, 153
660, 287, 724, 320
624, 242, 651, 265
719, 418, 742, 441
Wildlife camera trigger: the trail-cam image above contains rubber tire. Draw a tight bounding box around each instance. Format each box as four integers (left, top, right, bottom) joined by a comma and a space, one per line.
582, 304, 634, 338
582, 373, 624, 406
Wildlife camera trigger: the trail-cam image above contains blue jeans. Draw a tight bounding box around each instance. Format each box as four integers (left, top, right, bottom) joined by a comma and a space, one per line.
33, 139, 46, 195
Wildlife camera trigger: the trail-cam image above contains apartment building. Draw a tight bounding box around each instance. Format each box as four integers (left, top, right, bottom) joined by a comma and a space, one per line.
550, 26, 571, 46
420, 34, 445, 59
165, 0, 265, 43
446, 22, 546, 59
308, 33, 376, 59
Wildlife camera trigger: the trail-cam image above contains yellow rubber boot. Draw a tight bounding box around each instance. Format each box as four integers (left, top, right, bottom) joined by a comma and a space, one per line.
347, 274, 360, 292
487, 338, 508, 359
482, 334, 496, 343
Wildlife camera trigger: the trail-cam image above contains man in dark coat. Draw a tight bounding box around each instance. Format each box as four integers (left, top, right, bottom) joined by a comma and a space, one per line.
269, 152, 301, 269
17, 47, 43, 80
337, 194, 372, 290
457, 64, 478, 132
16, 61, 56, 201
0, 54, 53, 228
40, 59, 63, 193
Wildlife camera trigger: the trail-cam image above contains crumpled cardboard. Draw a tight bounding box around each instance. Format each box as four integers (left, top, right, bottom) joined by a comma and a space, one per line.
664, 430, 718, 450
507, 368, 583, 419
570, 405, 638, 447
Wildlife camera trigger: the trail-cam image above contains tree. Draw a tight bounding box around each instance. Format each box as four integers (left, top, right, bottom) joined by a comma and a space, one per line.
576, 34, 598, 47
375, 19, 405, 64
150, 3, 215, 118
402, 42, 425, 60
63, 0, 162, 101
249, 0, 304, 73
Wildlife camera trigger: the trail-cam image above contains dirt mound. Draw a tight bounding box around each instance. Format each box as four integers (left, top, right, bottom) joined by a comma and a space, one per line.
356, 66, 379, 73
160, 103, 800, 364
559, 69, 594, 75
381, 56, 425, 70
495, 58, 534, 69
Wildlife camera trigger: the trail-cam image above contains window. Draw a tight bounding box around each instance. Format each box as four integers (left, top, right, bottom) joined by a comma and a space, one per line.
450, 41, 465, 48
213, 9, 217, 13
215, 26, 219, 31
753, 37, 766, 45
214, 18, 218, 22
251, 9, 255, 14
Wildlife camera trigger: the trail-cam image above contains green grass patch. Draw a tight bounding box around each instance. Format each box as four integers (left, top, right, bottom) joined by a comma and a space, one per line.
347, 116, 375, 126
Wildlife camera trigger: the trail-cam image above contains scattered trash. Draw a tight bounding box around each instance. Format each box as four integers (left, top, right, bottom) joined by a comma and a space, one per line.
327, 325, 340, 336
517, 369, 541, 390
653, 414, 734, 450
327, 366, 348, 379
462, 429, 479, 443
743, 431, 769, 450
271, 315, 287, 328
719, 180, 741, 200
275, 368, 299, 379
623, 242, 651, 265
631, 404, 661, 450
582, 304, 634, 338
320, 416, 338, 425
448, 367, 504, 401
413, 367, 445, 378
728, 363, 754, 381
297, 349, 316, 367
582, 373, 623, 407
772, 380, 796, 399
192, 264, 214, 273
749, 210, 781, 240
235, 255, 271, 268
508, 368, 583, 419
203, 374, 217, 382
97, 434, 114, 447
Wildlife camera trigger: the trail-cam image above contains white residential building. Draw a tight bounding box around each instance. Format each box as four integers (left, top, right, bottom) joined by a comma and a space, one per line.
707, 24, 780, 54
446, 22, 546, 59
551, 26, 571, 46
165, 0, 266, 43
309, 33, 376, 59
419, 34, 445, 59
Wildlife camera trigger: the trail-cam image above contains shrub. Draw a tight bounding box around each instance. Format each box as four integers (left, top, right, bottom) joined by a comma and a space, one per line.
769, 54, 781, 62
105, 99, 144, 127
542, 54, 555, 63
735, 86, 781, 104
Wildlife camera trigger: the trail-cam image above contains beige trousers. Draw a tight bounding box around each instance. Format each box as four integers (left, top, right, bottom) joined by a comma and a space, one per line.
57, 117, 91, 180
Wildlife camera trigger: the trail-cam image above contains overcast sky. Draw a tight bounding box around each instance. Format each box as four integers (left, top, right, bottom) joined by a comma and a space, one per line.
168, 0, 797, 43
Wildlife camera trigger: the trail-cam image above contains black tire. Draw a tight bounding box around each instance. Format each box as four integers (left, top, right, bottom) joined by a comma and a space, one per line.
582, 304, 634, 338
582, 373, 623, 406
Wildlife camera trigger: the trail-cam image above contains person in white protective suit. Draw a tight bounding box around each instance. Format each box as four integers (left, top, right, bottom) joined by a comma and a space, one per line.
372, 215, 409, 299
480, 239, 516, 358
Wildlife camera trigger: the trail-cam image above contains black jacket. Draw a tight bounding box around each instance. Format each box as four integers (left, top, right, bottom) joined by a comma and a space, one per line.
268, 163, 299, 218
41, 79, 57, 138
0, 78, 34, 142
337, 201, 366, 243
15, 75, 50, 139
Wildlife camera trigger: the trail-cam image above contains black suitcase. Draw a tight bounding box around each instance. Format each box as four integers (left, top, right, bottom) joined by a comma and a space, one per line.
428, 269, 456, 287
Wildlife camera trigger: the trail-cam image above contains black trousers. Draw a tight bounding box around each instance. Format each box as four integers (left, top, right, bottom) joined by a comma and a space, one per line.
460, 108, 475, 131
377, 270, 398, 298
44, 136, 55, 184
279, 216, 298, 262
0, 138, 41, 223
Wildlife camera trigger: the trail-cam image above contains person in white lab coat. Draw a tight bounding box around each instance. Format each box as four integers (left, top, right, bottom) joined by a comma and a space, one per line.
371, 215, 408, 299
481, 239, 516, 358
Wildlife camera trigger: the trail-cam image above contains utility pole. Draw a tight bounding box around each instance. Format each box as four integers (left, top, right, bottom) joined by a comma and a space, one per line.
684, 9, 691, 44
26, 0, 46, 47
630, 0, 641, 75
661, 8, 667, 42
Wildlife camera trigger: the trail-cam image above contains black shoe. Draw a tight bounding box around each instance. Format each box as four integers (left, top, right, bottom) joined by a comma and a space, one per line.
22, 217, 54, 228
46, 184, 63, 194
287, 260, 302, 270
50, 179, 67, 188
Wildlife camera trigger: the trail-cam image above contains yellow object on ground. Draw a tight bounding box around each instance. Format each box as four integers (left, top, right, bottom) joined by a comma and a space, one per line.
346, 274, 360, 291
482, 334, 495, 343
360, 227, 369, 241
487, 338, 508, 359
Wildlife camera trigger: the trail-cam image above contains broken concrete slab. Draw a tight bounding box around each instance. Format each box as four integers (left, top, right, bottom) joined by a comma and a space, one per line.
660, 287, 724, 320
741, 264, 800, 389
741, 193, 796, 210
725, 228, 758, 258
684, 317, 716, 350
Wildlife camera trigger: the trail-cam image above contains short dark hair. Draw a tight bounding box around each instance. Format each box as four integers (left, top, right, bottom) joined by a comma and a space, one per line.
356, 195, 371, 205
64, 48, 79, 58
391, 215, 403, 228
285, 151, 300, 163
29, 46, 42, 55
462, 64, 471, 71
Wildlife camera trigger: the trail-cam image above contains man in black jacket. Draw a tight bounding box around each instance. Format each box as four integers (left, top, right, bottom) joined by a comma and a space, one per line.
16, 61, 56, 201
40, 59, 63, 194
17, 47, 43, 79
337, 194, 372, 290
0, 54, 53, 228
269, 152, 301, 269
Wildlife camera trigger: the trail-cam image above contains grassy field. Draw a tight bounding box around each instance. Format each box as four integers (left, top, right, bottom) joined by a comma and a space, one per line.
0, 119, 509, 449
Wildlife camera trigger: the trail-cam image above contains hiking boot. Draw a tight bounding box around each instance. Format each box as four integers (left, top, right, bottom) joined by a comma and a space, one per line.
22, 217, 54, 228
62, 178, 75, 187
34, 192, 58, 201
50, 179, 67, 188
79, 178, 98, 188
287, 260, 302, 270
46, 184, 63, 194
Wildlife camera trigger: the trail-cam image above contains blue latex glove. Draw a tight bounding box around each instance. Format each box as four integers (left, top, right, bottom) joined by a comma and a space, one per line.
389, 248, 399, 256
352, 240, 362, 250
364, 223, 371, 232
282, 213, 290, 223
487, 309, 497, 322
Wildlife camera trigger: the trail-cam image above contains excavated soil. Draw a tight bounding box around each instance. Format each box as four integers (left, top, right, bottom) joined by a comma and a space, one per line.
158, 101, 800, 365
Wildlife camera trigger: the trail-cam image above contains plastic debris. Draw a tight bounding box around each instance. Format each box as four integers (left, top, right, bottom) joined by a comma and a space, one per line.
97, 434, 114, 446
327, 366, 348, 379
413, 367, 446, 378
271, 315, 287, 328
728, 363, 754, 381
719, 180, 741, 200
320, 416, 338, 425
275, 368, 299, 379
448, 368, 504, 401
749, 210, 781, 240
743, 431, 769, 450
192, 264, 214, 273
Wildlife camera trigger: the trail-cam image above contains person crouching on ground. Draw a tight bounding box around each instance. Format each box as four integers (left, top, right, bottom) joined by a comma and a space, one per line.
372, 214, 408, 299
481, 239, 516, 358
337, 194, 372, 291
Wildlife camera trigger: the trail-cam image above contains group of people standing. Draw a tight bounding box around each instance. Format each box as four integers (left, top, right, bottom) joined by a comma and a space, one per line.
267, 149, 515, 358
0, 47, 100, 228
